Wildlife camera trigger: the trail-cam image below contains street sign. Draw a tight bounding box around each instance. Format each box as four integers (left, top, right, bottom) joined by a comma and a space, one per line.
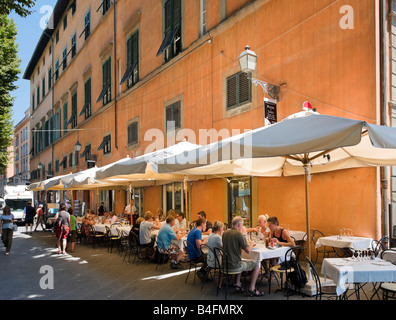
264, 98, 277, 126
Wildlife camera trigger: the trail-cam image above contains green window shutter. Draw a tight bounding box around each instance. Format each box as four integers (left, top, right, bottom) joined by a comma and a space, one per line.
63, 102, 68, 135
101, 58, 111, 105
226, 74, 237, 110
71, 92, 77, 128
83, 78, 92, 118
48, 68, 52, 90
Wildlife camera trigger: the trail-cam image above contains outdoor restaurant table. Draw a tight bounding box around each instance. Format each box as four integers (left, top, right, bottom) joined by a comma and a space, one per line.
315, 235, 373, 250
321, 257, 396, 297
94, 223, 131, 236
242, 244, 290, 267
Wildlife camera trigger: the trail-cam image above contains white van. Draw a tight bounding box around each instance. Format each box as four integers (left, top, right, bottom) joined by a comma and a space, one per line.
4, 186, 34, 225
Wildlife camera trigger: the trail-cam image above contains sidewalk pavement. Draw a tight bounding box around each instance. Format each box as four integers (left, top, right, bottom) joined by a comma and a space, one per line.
0, 226, 380, 302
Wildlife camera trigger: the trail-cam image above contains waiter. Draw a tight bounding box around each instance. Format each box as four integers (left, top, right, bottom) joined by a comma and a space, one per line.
124, 199, 137, 225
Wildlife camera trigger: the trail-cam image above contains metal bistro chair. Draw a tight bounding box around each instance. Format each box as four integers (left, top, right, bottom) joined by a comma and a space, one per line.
334, 247, 354, 258
295, 233, 308, 258
124, 230, 140, 264
87, 225, 105, 249
199, 244, 218, 291
379, 250, 396, 300
118, 232, 129, 256
305, 257, 342, 300
375, 250, 396, 300
76, 223, 86, 245
155, 236, 170, 272
184, 240, 206, 285
213, 247, 247, 300
372, 239, 386, 257
311, 230, 335, 265
105, 225, 121, 253
269, 246, 302, 299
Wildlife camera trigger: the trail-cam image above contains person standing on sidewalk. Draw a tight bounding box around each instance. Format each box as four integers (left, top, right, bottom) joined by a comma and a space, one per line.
54, 203, 71, 254
34, 204, 45, 231
0, 206, 15, 255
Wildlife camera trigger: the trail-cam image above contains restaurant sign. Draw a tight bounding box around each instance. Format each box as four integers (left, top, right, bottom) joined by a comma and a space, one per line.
264, 98, 277, 126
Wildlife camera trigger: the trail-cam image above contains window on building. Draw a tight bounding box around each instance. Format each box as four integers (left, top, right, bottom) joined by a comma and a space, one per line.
48, 68, 52, 90
60, 156, 67, 169
80, 144, 91, 161
63, 15, 67, 30
127, 121, 139, 146
69, 153, 73, 167
165, 100, 181, 132
228, 177, 252, 228
99, 0, 112, 15
69, 0, 76, 15
71, 33, 77, 59
80, 78, 92, 119
56, 30, 59, 44
82, 10, 91, 40
42, 78, 45, 98
63, 102, 68, 135
32, 92, 35, 110
121, 31, 139, 89
226, 71, 251, 110
53, 109, 61, 141
62, 46, 68, 70
97, 134, 111, 155
156, 0, 182, 62
44, 120, 49, 148
37, 86, 40, 106
68, 91, 78, 129
97, 57, 111, 105
55, 59, 59, 80
163, 182, 187, 214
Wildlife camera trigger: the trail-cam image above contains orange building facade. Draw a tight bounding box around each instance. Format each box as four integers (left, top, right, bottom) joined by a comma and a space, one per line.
24, 0, 392, 244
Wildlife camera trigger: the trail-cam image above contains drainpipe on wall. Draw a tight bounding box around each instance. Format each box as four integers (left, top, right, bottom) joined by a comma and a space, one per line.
381, 0, 390, 241
113, 0, 118, 150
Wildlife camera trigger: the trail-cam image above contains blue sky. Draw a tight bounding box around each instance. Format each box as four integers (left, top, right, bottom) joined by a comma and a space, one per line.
10, 0, 57, 126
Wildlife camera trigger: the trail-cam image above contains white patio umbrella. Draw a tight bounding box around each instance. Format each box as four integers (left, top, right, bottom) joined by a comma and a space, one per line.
26, 181, 43, 191
92, 140, 204, 184
156, 113, 396, 260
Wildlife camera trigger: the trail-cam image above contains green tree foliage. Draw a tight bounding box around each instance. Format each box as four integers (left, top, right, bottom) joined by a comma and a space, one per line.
0, 0, 35, 18
0, 15, 21, 174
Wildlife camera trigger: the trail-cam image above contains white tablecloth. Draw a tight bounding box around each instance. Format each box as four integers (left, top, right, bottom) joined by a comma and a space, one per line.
315, 236, 373, 250
93, 224, 131, 236
242, 244, 290, 267
289, 230, 306, 241
321, 257, 396, 296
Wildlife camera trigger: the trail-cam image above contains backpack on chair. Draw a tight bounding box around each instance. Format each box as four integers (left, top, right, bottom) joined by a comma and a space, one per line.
288, 258, 308, 289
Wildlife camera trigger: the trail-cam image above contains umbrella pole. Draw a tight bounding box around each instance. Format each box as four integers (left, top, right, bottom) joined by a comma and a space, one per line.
96, 188, 99, 216
184, 178, 188, 229
304, 164, 311, 262
129, 183, 132, 225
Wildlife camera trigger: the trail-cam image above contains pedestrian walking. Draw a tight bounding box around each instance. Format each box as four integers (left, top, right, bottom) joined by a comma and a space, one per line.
54, 203, 71, 254
68, 207, 76, 252
23, 201, 36, 234
34, 204, 45, 231
0, 206, 15, 255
